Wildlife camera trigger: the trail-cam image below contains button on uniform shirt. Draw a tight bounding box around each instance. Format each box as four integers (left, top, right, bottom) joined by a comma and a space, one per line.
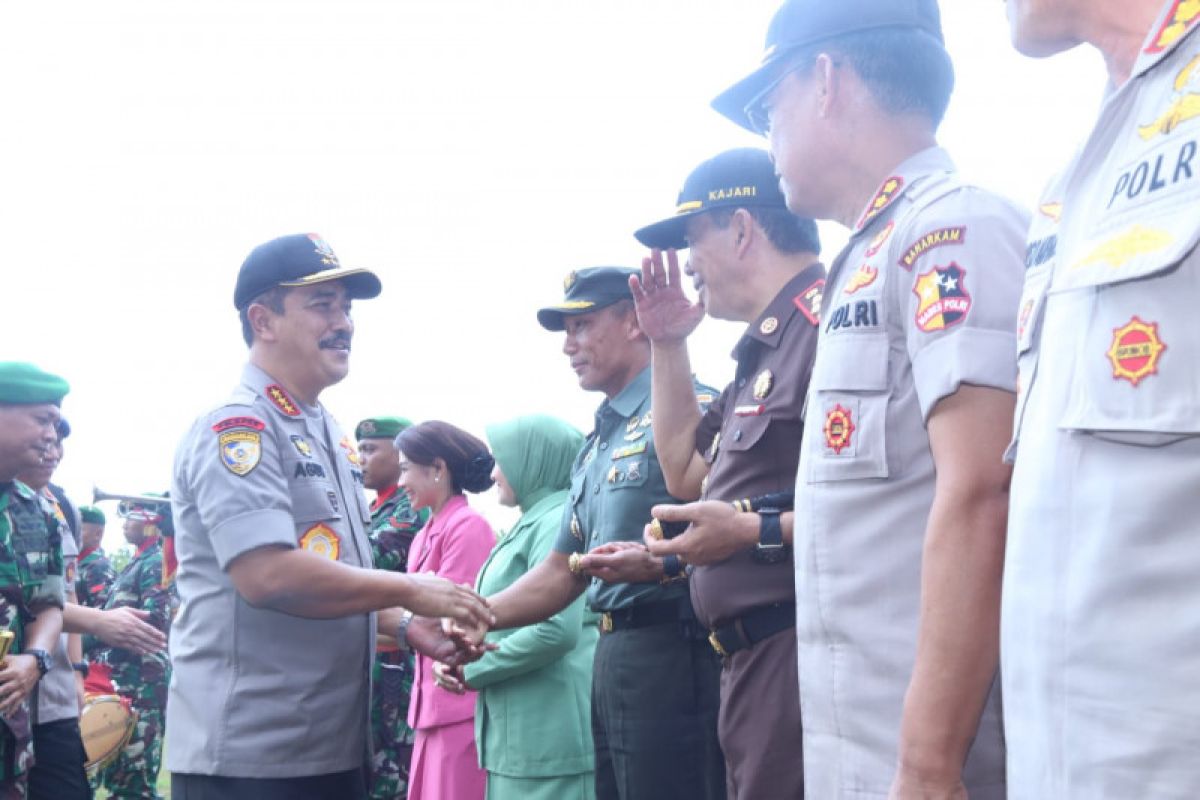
793, 148, 1026, 799
1003, 7, 1200, 798
690, 265, 823, 629
168, 364, 375, 778
553, 367, 718, 611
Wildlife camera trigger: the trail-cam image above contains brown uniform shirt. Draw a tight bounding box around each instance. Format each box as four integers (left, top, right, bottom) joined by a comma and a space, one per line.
691, 264, 824, 629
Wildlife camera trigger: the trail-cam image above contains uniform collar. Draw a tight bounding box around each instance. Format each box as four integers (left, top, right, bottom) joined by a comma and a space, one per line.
241, 363, 320, 421
735, 263, 827, 358
134, 535, 161, 559
1132, 0, 1200, 79
851, 146, 956, 236
79, 545, 101, 561
371, 484, 399, 513
605, 366, 652, 419
10, 480, 35, 501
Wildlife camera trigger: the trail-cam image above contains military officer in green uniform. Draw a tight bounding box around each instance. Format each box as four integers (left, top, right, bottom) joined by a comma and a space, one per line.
76, 506, 115, 610
478, 269, 726, 800
356, 416, 427, 800
87, 495, 174, 799
0, 362, 69, 800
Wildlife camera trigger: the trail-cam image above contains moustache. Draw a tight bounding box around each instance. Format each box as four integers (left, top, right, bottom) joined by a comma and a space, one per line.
319, 335, 352, 350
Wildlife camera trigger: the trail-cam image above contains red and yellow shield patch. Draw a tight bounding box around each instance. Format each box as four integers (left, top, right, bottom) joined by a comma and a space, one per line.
1107, 317, 1166, 386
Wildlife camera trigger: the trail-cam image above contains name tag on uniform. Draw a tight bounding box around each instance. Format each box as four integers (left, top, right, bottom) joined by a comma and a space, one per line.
734, 404, 765, 417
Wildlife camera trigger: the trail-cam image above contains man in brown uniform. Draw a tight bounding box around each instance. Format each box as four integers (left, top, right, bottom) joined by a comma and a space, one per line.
582, 147, 822, 799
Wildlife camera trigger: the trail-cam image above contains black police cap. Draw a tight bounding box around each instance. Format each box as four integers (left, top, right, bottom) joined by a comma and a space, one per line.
713, 0, 945, 132
536, 267, 637, 332
233, 233, 383, 310
634, 148, 788, 251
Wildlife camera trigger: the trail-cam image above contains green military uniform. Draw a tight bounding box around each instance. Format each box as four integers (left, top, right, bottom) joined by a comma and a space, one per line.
0, 363, 69, 800
76, 506, 115, 610
356, 417, 427, 800
539, 270, 726, 800
89, 520, 173, 799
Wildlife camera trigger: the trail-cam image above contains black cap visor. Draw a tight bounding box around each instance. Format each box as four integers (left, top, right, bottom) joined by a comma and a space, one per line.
536, 301, 600, 332
633, 215, 691, 251
275, 268, 382, 302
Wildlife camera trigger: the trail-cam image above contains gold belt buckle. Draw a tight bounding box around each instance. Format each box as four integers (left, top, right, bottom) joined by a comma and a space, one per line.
600, 612, 614, 634
708, 631, 728, 657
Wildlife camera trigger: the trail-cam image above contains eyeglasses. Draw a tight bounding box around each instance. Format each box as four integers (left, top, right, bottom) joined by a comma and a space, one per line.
743, 61, 805, 136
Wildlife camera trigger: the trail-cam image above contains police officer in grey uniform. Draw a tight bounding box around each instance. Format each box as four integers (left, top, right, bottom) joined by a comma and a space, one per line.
697, 1, 1027, 797
168, 233, 492, 800
1003, 2, 1200, 797
479, 268, 725, 800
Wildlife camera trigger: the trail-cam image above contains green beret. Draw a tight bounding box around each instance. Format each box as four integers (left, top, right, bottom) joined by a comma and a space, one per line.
79, 506, 106, 525
0, 362, 69, 406
355, 416, 413, 441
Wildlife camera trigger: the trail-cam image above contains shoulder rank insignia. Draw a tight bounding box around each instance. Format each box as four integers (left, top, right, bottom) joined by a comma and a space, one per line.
1108, 316, 1166, 386
753, 369, 774, 400
793, 279, 824, 325
1145, 0, 1200, 55
265, 384, 301, 417
856, 176, 904, 230
759, 316, 779, 335
299, 523, 341, 561
219, 427, 262, 476
612, 441, 647, 460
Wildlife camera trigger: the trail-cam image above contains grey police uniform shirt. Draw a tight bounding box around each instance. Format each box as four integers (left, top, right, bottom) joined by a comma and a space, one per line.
1003, 7, 1200, 798
167, 363, 375, 778
553, 367, 717, 611
36, 517, 78, 725
793, 147, 1027, 799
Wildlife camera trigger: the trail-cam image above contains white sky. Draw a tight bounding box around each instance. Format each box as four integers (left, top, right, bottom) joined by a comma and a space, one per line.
1, 1, 1104, 551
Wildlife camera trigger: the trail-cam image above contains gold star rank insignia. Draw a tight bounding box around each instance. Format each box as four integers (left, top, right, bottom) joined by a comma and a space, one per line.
753, 369, 774, 400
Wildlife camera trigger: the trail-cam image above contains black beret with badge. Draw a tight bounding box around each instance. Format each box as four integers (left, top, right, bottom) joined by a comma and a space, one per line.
634, 147, 791, 251
712, 0, 946, 132
234, 233, 383, 310
536, 267, 638, 332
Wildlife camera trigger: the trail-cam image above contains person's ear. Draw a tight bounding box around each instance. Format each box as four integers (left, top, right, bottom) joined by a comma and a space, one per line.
247, 303, 277, 343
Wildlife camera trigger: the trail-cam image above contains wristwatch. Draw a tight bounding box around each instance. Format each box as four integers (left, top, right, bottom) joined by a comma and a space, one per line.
71, 661, 89, 679
752, 508, 789, 565
25, 648, 51, 680
396, 610, 415, 653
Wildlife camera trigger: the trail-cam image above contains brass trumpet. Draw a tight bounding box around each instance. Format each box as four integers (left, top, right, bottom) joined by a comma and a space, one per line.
91, 487, 170, 520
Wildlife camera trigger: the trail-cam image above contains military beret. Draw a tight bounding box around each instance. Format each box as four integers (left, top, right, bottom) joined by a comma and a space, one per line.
234, 233, 383, 310
79, 506, 106, 525
537, 267, 637, 332
355, 416, 413, 441
0, 362, 70, 406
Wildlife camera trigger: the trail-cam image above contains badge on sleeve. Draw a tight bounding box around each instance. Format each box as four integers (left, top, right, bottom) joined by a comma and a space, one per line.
299, 523, 341, 561
218, 425, 263, 476
898, 226, 966, 270
1108, 316, 1166, 386
913, 263, 972, 333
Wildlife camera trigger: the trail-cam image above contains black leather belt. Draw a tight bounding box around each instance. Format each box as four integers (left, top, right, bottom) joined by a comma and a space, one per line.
599, 600, 684, 634
708, 602, 795, 657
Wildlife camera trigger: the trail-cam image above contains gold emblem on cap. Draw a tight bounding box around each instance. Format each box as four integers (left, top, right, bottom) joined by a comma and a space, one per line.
760, 316, 779, 335
564, 271, 578, 291
753, 370, 774, 401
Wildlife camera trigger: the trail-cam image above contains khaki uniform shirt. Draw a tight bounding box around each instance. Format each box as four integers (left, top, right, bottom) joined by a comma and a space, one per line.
1003, 6, 1200, 798
167, 364, 375, 777
36, 496, 78, 725
553, 367, 717, 611
793, 148, 1026, 798
690, 265, 823, 629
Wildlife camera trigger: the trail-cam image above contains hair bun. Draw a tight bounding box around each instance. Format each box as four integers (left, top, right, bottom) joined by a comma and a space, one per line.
461, 452, 496, 494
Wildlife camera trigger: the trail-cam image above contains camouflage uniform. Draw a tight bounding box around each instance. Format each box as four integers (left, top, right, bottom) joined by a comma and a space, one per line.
0, 481, 66, 800
369, 486, 426, 800
87, 536, 173, 799
75, 547, 115, 610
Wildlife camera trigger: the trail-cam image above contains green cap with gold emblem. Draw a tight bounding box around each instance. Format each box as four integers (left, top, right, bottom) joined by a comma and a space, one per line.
0, 362, 70, 406
536, 267, 637, 332
355, 416, 414, 442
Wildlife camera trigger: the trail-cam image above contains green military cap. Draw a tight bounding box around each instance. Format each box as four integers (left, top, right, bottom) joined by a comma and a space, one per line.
537, 267, 637, 332
355, 416, 413, 441
0, 362, 70, 406
79, 506, 106, 525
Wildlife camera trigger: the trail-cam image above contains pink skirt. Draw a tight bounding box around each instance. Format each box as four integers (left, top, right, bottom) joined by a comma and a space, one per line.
408, 719, 485, 800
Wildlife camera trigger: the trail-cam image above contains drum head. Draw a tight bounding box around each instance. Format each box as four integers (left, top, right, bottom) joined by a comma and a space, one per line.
80, 694, 137, 771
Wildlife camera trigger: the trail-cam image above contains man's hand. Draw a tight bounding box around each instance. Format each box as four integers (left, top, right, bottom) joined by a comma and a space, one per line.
643, 501, 755, 566
888, 768, 968, 800
0, 655, 41, 716
96, 607, 167, 655
406, 615, 494, 667
403, 573, 494, 632
432, 662, 470, 695
630, 249, 706, 345
578, 541, 662, 584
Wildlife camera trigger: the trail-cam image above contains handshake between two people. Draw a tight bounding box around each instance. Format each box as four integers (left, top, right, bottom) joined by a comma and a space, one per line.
392, 572, 495, 671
